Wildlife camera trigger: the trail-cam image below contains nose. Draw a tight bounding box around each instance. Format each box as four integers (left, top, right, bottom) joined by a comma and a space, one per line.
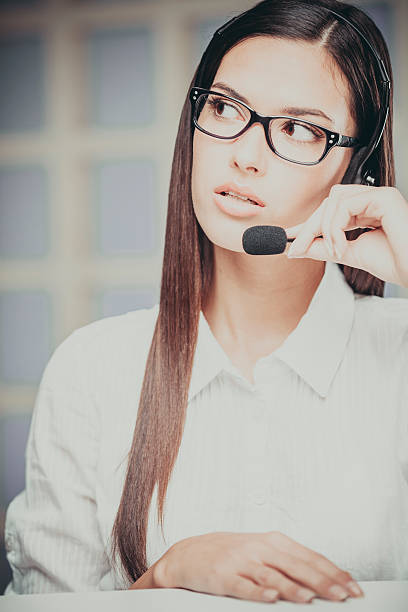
229, 122, 268, 176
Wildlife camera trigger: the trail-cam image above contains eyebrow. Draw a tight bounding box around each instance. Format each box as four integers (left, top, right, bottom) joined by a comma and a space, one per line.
211, 81, 334, 126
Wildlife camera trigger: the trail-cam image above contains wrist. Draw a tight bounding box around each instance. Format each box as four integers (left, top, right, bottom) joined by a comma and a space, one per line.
128, 564, 158, 590
153, 547, 177, 588
127, 541, 182, 590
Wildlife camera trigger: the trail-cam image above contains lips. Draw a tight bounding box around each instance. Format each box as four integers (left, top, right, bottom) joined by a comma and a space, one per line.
214, 182, 266, 207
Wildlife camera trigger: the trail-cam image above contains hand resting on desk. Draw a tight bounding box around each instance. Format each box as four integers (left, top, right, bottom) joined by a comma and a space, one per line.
131, 530, 365, 604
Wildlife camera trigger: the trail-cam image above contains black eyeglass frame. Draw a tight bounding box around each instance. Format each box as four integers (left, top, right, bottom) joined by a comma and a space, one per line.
189, 86, 364, 166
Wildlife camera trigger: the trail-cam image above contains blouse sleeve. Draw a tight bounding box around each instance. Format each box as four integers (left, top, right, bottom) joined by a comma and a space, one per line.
3, 330, 111, 594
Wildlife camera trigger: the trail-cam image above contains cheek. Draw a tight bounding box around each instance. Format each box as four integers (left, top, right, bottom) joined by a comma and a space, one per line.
191, 135, 210, 218
191, 133, 223, 224
191, 133, 247, 252
330, 144, 354, 179
192, 133, 220, 197
301, 147, 354, 195
275, 149, 353, 224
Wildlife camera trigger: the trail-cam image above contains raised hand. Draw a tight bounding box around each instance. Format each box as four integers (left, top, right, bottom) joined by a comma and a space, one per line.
285, 184, 408, 288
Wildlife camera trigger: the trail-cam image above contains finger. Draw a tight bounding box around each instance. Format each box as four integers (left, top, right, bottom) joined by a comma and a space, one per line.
288, 236, 336, 261
284, 221, 305, 240
283, 184, 372, 237
336, 188, 408, 264
337, 226, 400, 283
286, 185, 378, 252
289, 226, 392, 275
223, 575, 279, 603
332, 223, 349, 260
291, 237, 337, 261
265, 532, 363, 598
260, 549, 350, 602
288, 206, 383, 260
328, 192, 385, 260
241, 561, 316, 603
287, 200, 327, 256
321, 192, 341, 258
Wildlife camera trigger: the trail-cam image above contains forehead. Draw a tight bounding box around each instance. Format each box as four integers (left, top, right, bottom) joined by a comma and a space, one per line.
212, 36, 353, 132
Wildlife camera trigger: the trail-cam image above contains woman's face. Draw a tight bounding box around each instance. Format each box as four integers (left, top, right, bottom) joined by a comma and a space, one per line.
191, 36, 357, 253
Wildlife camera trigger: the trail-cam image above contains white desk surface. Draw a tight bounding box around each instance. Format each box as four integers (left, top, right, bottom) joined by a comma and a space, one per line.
1, 582, 407, 612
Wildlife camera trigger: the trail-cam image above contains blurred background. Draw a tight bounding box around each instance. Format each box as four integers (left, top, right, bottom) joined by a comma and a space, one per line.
0, 0, 407, 595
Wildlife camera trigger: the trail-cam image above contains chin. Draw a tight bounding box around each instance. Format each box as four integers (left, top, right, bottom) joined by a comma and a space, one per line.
203, 230, 246, 254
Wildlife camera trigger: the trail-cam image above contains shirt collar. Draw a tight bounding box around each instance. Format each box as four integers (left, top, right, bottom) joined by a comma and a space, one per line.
188, 261, 356, 402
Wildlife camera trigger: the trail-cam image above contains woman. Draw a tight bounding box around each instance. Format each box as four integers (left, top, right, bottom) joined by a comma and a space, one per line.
4, 0, 408, 605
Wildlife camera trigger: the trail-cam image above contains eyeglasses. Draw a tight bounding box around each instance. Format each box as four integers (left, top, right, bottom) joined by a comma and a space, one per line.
189, 87, 362, 166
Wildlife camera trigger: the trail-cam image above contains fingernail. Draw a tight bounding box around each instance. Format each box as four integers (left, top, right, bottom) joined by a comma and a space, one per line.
347, 581, 364, 597
297, 588, 316, 602
328, 585, 349, 600
263, 588, 279, 600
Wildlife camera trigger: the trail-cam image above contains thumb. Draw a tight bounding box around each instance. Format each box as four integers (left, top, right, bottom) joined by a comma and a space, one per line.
284, 222, 305, 240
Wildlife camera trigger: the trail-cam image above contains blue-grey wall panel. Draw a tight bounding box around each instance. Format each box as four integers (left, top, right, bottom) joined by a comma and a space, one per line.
86, 27, 154, 127
97, 286, 158, 318
364, 3, 394, 56
0, 414, 32, 508
0, 290, 53, 384
0, 165, 49, 259
0, 34, 46, 133
193, 16, 232, 66
93, 158, 156, 255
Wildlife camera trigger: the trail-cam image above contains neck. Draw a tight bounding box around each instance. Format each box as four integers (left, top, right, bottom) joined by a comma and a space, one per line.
203, 245, 326, 354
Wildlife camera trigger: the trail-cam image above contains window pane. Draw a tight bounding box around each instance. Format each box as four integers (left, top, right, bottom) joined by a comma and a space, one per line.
0, 165, 49, 258
0, 34, 46, 133
0, 291, 53, 384
86, 27, 154, 127
93, 159, 156, 255
97, 286, 158, 318
1, 414, 32, 507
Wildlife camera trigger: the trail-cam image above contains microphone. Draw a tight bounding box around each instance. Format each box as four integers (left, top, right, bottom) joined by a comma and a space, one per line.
242, 225, 323, 255
243, 225, 376, 255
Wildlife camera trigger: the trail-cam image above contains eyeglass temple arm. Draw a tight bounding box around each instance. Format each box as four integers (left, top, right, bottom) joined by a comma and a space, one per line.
337, 135, 360, 147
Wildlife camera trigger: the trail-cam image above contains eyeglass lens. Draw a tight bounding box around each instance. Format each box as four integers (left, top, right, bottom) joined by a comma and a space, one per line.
194, 93, 328, 164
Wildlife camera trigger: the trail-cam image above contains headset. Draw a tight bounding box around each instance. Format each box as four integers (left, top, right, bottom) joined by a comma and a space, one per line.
213, 4, 391, 186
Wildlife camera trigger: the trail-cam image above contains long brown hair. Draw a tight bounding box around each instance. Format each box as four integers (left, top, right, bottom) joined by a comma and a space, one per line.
111, 0, 395, 584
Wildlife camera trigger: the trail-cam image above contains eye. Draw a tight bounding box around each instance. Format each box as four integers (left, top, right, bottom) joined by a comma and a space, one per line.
281, 119, 325, 142
207, 97, 246, 121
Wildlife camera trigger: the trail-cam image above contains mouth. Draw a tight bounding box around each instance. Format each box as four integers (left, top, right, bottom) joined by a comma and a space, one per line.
214, 184, 266, 207
213, 192, 265, 218
218, 191, 262, 206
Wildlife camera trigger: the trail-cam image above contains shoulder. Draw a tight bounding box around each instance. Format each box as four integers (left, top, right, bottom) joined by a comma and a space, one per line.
352, 293, 408, 354
41, 303, 160, 392
71, 302, 160, 350
354, 293, 408, 326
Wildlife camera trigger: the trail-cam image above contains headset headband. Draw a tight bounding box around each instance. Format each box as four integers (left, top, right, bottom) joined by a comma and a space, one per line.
323, 8, 390, 152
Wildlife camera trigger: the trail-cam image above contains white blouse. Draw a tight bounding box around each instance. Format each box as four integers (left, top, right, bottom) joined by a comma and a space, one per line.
3, 260, 408, 595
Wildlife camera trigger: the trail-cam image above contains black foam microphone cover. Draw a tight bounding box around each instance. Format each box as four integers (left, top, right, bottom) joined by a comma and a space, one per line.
242, 225, 288, 255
